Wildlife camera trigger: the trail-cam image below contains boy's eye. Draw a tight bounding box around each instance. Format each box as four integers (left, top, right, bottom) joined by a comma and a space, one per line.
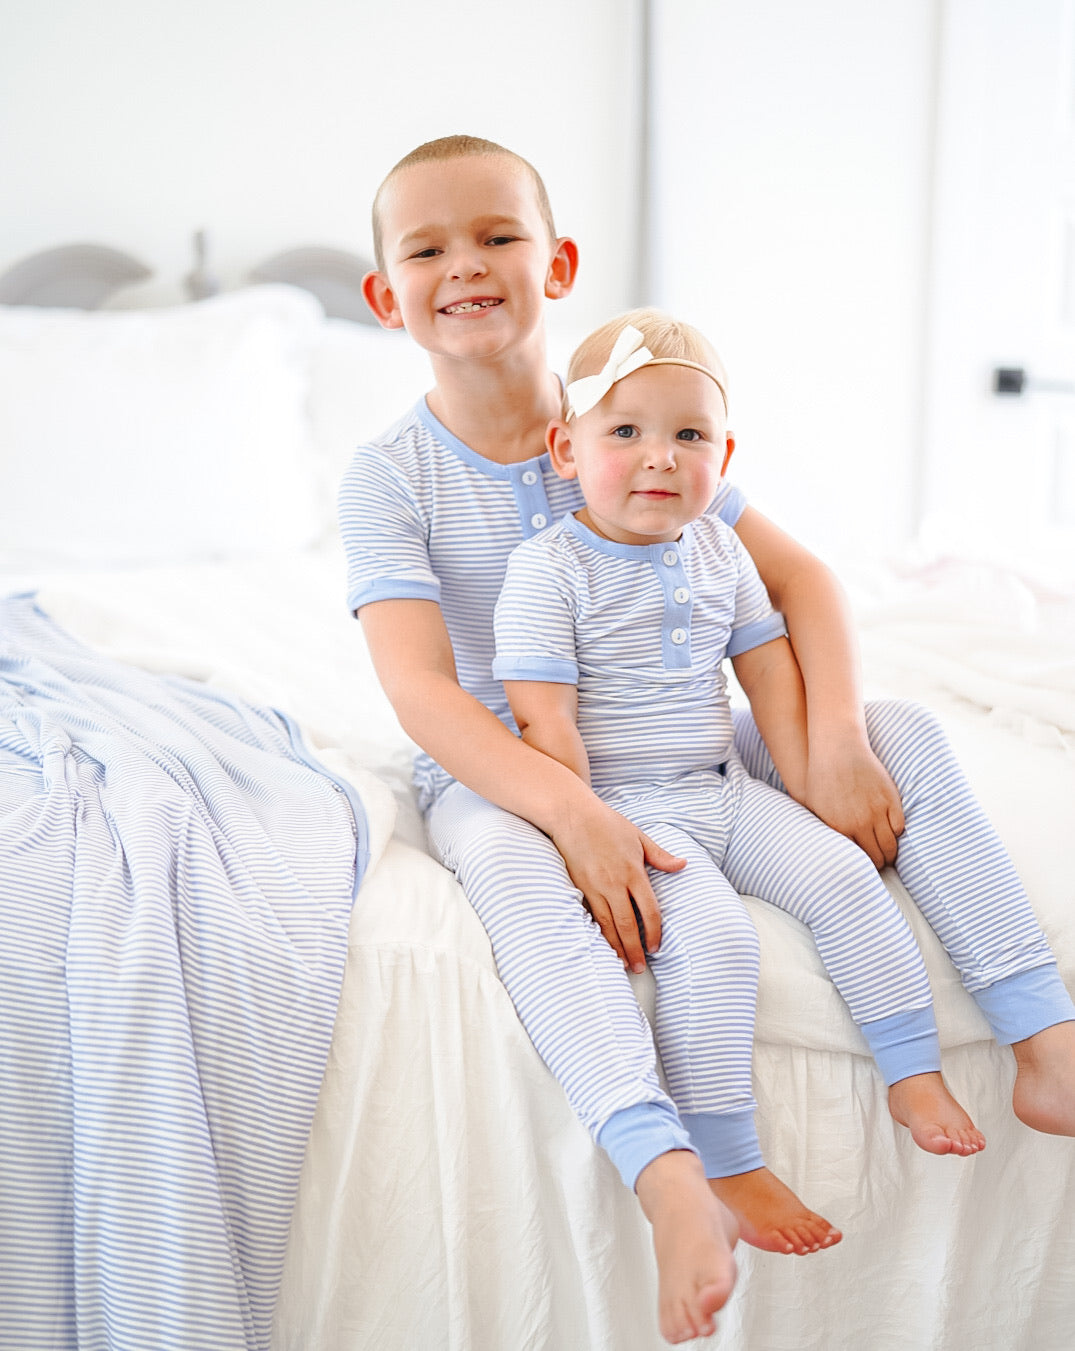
410, 247, 441, 260
676, 428, 703, 442
486, 235, 517, 246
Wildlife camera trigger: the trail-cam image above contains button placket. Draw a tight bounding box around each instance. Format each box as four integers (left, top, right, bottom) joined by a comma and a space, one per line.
651, 544, 693, 669
510, 461, 553, 537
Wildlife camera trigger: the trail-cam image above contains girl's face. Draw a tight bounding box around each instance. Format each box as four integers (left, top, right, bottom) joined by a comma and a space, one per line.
548, 364, 734, 546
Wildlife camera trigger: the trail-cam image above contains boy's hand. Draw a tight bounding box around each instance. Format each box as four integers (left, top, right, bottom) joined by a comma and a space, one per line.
804, 741, 905, 869
549, 797, 685, 972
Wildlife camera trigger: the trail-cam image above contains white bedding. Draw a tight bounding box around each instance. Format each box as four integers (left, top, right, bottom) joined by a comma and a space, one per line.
17, 541, 1074, 1351
3, 287, 1074, 1349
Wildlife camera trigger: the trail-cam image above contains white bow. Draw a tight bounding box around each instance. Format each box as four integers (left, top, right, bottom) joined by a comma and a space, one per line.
565, 325, 654, 419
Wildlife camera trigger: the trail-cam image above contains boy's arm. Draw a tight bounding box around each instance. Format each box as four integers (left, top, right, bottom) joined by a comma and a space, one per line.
359, 598, 675, 969
733, 505, 904, 868
730, 636, 809, 803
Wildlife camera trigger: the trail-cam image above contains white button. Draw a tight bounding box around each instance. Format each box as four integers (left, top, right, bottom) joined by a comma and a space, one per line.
522, 470, 538, 485
530, 513, 547, 529
662, 549, 678, 566
671, 628, 688, 645
674, 587, 690, 604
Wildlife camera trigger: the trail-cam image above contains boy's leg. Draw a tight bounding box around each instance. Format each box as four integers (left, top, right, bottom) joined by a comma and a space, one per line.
735, 699, 1075, 1044
426, 782, 692, 1184
427, 783, 740, 1340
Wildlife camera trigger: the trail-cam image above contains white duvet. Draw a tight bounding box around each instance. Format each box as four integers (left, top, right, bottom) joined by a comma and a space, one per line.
17, 539, 1075, 1351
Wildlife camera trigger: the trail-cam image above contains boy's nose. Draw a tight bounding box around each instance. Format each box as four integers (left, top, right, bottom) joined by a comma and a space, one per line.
447, 248, 487, 281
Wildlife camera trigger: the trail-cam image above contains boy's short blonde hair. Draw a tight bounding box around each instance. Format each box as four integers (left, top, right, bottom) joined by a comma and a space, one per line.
371, 134, 557, 272
565, 308, 729, 418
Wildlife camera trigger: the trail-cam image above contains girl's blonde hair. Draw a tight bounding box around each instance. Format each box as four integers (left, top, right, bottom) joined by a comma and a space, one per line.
564, 308, 729, 417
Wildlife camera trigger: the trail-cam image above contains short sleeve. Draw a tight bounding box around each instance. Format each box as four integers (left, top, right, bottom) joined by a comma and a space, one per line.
708, 477, 747, 527
492, 540, 579, 684
724, 529, 787, 656
338, 447, 439, 614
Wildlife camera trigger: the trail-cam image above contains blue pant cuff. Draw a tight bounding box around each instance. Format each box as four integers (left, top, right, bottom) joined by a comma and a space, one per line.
974, 964, 1075, 1045
596, 1100, 697, 1191
680, 1107, 764, 1178
860, 1006, 941, 1086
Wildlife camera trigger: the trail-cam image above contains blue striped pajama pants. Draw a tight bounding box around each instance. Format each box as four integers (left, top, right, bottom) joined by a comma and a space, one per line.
426, 698, 1072, 1187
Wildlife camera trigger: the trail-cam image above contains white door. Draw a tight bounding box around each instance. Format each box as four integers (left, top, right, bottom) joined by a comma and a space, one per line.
923, 0, 1075, 568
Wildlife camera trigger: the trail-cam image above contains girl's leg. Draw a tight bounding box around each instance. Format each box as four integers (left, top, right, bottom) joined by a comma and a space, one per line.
641, 818, 841, 1256
707, 763, 984, 1155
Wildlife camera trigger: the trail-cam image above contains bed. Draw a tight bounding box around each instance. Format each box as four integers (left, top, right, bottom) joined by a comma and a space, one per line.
1, 274, 1073, 1351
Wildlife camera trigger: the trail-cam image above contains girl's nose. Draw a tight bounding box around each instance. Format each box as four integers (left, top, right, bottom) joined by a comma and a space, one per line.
644, 439, 677, 470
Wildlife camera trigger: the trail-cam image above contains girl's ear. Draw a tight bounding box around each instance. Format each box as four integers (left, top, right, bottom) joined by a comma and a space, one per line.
361, 270, 404, 330
546, 419, 578, 479
721, 433, 736, 478
545, 237, 579, 300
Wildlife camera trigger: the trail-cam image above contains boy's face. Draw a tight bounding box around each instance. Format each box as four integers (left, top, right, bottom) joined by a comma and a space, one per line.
363, 156, 576, 364
548, 364, 734, 546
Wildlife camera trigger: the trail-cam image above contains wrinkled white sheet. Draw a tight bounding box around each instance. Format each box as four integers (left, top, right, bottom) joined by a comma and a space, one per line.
14, 543, 1075, 1351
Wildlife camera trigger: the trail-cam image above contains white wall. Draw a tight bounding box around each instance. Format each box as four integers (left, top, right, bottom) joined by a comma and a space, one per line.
4, 0, 951, 563
0, 0, 643, 332
649, 0, 939, 561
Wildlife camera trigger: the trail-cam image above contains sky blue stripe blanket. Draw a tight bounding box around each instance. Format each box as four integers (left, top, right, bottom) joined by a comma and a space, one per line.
0, 593, 368, 1350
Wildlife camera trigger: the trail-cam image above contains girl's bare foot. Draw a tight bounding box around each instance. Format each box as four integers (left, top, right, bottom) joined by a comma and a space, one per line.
710, 1167, 842, 1255
888, 1071, 985, 1155
1011, 1020, 1075, 1135
635, 1150, 738, 1345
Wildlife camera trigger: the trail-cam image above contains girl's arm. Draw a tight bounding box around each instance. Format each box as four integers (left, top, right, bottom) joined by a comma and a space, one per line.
733, 506, 904, 868
360, 598, 677, 970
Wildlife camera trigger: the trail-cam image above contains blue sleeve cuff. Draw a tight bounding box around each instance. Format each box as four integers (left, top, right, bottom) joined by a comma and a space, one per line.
726, 612, 787, 657
492, 655, 579, 684
347, 578, 441, 614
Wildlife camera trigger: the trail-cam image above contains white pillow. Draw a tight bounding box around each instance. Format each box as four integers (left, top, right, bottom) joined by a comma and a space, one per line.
306, 316, 433, 499
0, 285, 327, 570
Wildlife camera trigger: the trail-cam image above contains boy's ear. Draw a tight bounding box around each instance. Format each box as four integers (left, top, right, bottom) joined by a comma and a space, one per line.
721, 433, 735, 478
546, 419, 577, 479
361, 270, 404, 330
545, 237, 579, 301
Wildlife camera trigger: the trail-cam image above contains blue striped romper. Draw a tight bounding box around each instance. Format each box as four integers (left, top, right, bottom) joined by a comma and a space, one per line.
339, 397, 1074, 1188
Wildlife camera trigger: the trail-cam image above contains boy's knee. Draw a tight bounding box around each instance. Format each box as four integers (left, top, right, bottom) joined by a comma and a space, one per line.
865, 697, 948, 761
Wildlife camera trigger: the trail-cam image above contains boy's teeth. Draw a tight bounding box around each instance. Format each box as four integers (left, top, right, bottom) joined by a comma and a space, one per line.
445, 300, 499, 313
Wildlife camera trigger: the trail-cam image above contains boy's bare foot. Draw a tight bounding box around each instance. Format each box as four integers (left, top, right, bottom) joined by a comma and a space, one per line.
888, 1071, 985, 1155
635, 1150, 738, 1345
710, 1167, 842, 1255
1011, 1020, 1075, 1135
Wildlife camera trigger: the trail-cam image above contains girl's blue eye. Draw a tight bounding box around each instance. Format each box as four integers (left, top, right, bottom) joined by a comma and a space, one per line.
612, 425, 636, 438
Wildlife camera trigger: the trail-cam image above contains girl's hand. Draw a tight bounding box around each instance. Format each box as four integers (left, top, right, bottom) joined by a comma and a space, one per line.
804, 740, 905, 869
549, 796, 685, 972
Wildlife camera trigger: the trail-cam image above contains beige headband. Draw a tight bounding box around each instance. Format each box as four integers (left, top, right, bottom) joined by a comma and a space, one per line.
565, 324, 728, 419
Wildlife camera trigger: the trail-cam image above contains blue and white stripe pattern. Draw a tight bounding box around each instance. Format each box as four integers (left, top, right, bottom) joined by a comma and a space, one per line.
0, 594, 367, 1350
733, 700, 1075, 1043
492, 512, 785, 792
337, 397, 744, 810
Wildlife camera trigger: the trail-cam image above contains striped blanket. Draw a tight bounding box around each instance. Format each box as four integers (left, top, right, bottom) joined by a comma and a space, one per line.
0, 594, 367, 1350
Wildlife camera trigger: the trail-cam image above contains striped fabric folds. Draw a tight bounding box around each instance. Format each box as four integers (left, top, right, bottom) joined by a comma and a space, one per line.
0, 594, 367, 1351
